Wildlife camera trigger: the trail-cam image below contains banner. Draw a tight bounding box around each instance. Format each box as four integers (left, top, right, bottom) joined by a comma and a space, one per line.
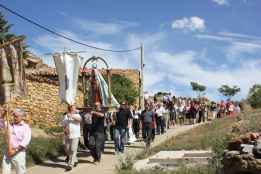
53, 53, 81, 105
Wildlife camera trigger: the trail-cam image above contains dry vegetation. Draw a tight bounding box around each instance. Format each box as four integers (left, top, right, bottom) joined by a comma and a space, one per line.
118, 107, 261, 174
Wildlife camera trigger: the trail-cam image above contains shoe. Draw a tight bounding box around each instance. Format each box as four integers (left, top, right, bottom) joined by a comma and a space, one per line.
66, 166, 72, 171
65, 156, 69, 163
93, 158, 97, 164
74, 162, 78, 167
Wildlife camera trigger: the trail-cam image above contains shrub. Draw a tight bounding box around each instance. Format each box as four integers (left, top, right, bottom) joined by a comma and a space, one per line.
111, 74, 139, 105
116, 154, 135, 171
0, 136, 63, 166
247, 84, 261, 109
27, 137, 63, 164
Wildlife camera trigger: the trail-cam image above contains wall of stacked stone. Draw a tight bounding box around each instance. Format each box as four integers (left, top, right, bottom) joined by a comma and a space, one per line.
7, 80, 84, 128
26, 69, 140, 90
5, 68, 139, 128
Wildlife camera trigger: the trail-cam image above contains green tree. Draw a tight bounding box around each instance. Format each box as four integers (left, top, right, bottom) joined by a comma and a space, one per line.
0, 11, 16, 42
190, 81, 206, 97
247, 84, 261, 108
218, 85, 240, 99
111, 74, 138, 105
0, 12, 29, 58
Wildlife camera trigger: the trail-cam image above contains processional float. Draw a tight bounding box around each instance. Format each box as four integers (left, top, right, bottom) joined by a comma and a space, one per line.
53, 53, 119, 112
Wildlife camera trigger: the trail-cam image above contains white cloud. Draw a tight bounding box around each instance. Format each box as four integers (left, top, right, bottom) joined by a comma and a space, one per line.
196, 34, 233, 42
33, 30, 138, 69
152, 50, 261, 100
32, 29, 261, 101
196, 32, 261, 62
219, 32, 261, 40
172, 16, 206, 32
74, 19, 138, 35
211, 0, 249, 6
212, 0, 229, 6
196, 32, 261, 45
226, 41, 261, 59
127, 32, 261, 100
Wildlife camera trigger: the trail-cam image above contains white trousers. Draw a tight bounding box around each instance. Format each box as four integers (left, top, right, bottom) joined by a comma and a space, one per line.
64, 138, 79, 167
2, 151, 26, 174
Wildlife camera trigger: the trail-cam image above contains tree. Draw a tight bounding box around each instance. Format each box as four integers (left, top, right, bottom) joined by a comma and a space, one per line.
0, 11, 16, 43
190, 82, 206, 97
218, 85, 240, 98
247, 84, 261, 108
111, 74, 138, 105
0, 12, 29, 58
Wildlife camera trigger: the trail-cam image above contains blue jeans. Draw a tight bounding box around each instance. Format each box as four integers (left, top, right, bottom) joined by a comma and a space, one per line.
142, 123, 152, 148
114, 127, 127, 153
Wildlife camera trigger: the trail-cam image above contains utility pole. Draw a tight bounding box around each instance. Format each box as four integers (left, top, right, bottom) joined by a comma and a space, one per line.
140, 43, 144, 110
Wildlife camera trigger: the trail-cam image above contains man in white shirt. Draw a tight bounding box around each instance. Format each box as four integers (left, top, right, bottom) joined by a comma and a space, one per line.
62, 105, 82, 171
155, 103, 165, 134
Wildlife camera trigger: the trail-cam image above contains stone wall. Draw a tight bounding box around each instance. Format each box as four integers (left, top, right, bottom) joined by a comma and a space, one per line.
1, 54, 140, 128
26, 67, 140, 91
6, 80, 83, 128
4, 69, 139, 128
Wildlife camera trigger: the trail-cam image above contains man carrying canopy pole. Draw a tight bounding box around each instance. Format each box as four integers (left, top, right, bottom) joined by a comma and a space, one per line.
53, 52, 82, 171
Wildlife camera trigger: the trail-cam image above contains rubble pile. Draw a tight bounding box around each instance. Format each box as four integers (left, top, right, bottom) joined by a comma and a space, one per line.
223, 132, 261, 174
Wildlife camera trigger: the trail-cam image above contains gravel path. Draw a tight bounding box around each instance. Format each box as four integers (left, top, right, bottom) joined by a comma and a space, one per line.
26, 124, 203, 174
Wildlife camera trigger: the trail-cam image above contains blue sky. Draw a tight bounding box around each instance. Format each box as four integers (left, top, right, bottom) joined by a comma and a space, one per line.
1, 0, 261, 101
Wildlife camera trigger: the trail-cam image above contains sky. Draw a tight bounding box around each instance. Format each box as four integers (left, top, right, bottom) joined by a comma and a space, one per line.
1, 0, 261, 101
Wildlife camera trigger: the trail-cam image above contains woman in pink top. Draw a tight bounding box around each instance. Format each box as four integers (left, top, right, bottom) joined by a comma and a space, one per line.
0, 107, 31, 174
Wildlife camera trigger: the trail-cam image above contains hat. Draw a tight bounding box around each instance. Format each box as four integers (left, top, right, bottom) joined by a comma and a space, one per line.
13, 108, 26, 117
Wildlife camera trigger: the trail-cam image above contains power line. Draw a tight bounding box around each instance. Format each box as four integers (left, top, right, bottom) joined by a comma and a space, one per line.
0, 4, 141, 53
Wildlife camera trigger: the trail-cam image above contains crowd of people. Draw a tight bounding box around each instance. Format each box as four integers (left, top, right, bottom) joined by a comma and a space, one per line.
0, 96, 242, 173
63, 96, 242, 171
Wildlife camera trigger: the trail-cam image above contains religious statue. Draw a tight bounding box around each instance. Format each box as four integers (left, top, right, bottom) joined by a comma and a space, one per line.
81, 57, 119, 111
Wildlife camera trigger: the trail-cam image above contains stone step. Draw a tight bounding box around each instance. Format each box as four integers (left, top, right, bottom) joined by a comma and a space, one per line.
149, 150, 213, 165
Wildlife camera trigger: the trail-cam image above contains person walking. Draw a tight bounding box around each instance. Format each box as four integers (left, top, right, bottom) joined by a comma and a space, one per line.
163, 103, 170, 129
141, 104, 155, 149
169, 102, 177, 128
132, 105, 141, 140
62, 105, 82, 171
0, 108, 31, 174
82, 108, 92, 150
155, 103, 165, 134
198, 103, 205, 123
89, 102, 105, 163
114, 102, 132, 154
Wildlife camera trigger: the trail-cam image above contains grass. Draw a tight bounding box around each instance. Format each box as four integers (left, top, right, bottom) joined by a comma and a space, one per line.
137, 116, 236, 161
117, 108, 261, 174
